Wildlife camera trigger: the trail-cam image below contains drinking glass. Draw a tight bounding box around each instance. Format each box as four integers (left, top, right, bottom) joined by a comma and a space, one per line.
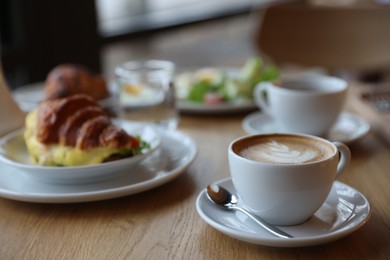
115, 60, 179, 130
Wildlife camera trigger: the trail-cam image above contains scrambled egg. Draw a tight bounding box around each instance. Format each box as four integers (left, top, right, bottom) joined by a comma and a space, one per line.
123, 83, 143, 95
24, 110, 129, 166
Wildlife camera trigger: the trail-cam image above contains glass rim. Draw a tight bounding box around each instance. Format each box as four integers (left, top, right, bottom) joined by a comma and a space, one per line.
115, 60, 175, 80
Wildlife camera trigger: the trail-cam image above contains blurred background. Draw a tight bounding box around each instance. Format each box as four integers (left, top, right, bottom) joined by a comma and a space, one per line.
0, 0, 270, 89
1, 0, 390, 90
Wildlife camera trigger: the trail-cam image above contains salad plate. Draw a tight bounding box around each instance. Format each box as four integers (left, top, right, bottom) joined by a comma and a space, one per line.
0, 127, 197, 203
174, 57, 279, 114
196, 178, 371, 247
175, 67, 255, 114
242, 111, 370, 144
0, 120, 160, 184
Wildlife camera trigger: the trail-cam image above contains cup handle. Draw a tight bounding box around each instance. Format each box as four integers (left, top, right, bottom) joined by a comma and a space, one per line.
333, 142, 351, 179
254, 82, 272, 115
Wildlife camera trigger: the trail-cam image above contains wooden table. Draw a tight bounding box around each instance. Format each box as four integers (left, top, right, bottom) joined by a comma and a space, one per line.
0, 83, 389, 259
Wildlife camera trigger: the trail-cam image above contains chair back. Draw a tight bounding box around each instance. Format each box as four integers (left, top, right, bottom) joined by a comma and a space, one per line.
0, 62, 25, 136
255, 2, 390, 73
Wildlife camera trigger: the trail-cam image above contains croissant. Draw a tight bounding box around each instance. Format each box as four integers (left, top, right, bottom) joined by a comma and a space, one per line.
44, 64, 109, 101
24, 94, 143, 166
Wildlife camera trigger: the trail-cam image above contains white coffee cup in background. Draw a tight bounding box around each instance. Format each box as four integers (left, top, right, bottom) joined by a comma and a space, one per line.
228, 133, 351, 226
254, 74, 348, 136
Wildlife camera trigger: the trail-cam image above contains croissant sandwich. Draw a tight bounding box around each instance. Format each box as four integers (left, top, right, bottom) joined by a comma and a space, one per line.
44, 64, 109, 101
24, 94, 147, 166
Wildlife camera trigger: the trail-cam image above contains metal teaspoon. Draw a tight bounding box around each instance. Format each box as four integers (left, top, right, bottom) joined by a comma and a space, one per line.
206, 184, 294, 239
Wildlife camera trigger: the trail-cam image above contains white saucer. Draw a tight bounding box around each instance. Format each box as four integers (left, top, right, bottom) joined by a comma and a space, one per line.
196, 178, 371, 247
242, 111, 370, 144
0, 129, 197, 203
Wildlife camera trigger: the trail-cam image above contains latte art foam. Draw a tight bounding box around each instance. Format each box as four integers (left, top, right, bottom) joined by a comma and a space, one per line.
237, 136, 334, 164
259, 140, 317, 164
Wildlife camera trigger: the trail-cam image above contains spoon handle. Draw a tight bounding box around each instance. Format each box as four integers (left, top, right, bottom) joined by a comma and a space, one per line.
231, 205, 294, 239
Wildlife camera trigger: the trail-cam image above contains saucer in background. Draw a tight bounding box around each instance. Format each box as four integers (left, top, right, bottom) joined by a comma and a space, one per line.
242, 111, 370, 144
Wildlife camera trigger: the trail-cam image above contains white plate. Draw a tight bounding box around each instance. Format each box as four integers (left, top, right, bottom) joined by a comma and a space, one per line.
14, 72, 257, 115
12, 82, 117, 112
242, 111, 370, 144
196, 178, 371, 247
0, 128, 197, 203
0, 121, 160, 184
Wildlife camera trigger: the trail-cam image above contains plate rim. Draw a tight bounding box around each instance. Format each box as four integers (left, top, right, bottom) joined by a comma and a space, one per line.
196, 177, 372, 247
177, 99, 256, 114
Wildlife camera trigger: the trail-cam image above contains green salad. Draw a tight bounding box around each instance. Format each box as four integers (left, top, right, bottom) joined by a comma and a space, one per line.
174, 56, 279, 105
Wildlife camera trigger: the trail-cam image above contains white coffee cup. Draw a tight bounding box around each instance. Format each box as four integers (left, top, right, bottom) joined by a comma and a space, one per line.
228, 133, 351, 226
254, 74, 348, 136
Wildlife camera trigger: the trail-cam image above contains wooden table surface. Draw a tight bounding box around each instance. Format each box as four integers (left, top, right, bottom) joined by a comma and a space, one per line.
0, 82, 389, 259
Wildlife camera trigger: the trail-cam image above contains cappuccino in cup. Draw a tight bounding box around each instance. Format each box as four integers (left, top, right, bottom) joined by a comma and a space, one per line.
236, 135, 334, 164
229, 133, 351, 226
